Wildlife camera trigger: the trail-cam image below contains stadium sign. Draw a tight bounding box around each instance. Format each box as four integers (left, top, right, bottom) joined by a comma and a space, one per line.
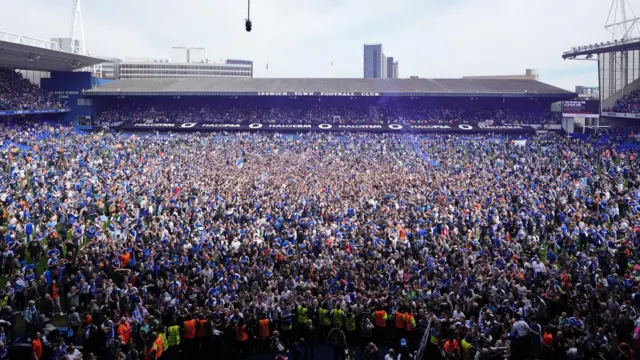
118, 122, 540, 134
256, 92, 380, 97
601, 112, 640, 119
0, 109, 70, 116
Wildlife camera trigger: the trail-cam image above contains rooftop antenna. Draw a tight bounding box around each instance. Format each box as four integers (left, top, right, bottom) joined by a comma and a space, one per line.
605, 0, 640, 41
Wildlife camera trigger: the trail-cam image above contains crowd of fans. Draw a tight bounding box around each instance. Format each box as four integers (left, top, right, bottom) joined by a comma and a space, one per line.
96, 103, 560, 127
606, 89, 640, 114
606, 89, 640, 113
0, 69, 65, 112
0, 123, 633, 360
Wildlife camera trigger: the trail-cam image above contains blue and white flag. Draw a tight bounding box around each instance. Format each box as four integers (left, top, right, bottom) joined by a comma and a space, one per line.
236, 158, 244, 169
416, 318, 433, 360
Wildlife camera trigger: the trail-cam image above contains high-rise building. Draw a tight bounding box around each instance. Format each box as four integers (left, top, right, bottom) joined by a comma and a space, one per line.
363, 44, 384, 78
385, 57, 399, 79
392, 61, 399, 79
364, 43, 398, 79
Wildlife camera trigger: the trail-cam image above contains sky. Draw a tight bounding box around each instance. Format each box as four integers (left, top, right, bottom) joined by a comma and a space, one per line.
0, 0, 629, 90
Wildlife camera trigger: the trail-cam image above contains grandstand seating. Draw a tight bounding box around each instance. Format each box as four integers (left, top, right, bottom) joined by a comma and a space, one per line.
0, 68, 66, 111
606, 88, 640, 113
96, 100, 560, 126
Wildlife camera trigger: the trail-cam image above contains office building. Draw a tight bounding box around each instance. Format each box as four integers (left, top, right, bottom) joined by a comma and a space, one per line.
118, 58, 253, 79
386, 57, 399, 79
99, 58, 122, 79
575, 86, 599, 99
364, 44, 383, 78
364, 43, 398, 79
94, 46, 253, 79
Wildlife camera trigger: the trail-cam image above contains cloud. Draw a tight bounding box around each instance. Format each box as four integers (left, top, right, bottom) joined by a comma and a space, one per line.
0, 0, 614, 89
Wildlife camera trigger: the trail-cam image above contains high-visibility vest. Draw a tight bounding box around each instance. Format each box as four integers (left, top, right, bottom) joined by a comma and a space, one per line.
543, 332, 553, 346
319, 308, 331, 326
345, 313, 356, 332
374, 310, 387, 328
167, 325, 180, 347
444, 339, 460, 354
183, 320, 196, 339
118, 323, 131, 344
332, 309, 344, 326
153, 337, 164, 359
236, 324, 249, 342
159, 333, 169, 352
405, 314, 416, 332
461, 339, 473, 360
395, 311, 405, 329
196, 319, 207, 338
259, 319, 270, 338
297, 306, 309, 325
429, 329, 439, 345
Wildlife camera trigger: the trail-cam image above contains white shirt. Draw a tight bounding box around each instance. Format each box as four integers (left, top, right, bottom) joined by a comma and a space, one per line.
513, 320, 531, 336
64, 349, 82, 360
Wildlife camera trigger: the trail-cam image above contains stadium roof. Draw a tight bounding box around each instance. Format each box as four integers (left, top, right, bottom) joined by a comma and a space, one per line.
85, 78, 574, 98
562, 37, 640, 59
0, 32, 105, 72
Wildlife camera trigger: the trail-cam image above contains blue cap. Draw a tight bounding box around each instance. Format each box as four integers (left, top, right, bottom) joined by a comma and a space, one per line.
401, 338, 407, 346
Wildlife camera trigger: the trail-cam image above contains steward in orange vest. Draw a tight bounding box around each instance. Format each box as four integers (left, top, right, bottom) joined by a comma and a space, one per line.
373, 310, 388, 327
196, 314, 208, 338
236, 322, 249, 342
117, 318, 131, 345
183, 317, 196, 339
258, 318, 270, 339
146, 332, 163, 360
394, 311, 406, 329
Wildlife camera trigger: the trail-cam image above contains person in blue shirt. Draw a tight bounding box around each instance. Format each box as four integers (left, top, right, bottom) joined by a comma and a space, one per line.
24, 221, 33, 244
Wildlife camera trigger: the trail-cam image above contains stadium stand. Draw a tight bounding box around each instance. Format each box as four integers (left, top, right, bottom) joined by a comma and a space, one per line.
0, 68, 65, 111
89, 78, 569, 127
605, 88, 640, 113
96, 102, 560, 126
